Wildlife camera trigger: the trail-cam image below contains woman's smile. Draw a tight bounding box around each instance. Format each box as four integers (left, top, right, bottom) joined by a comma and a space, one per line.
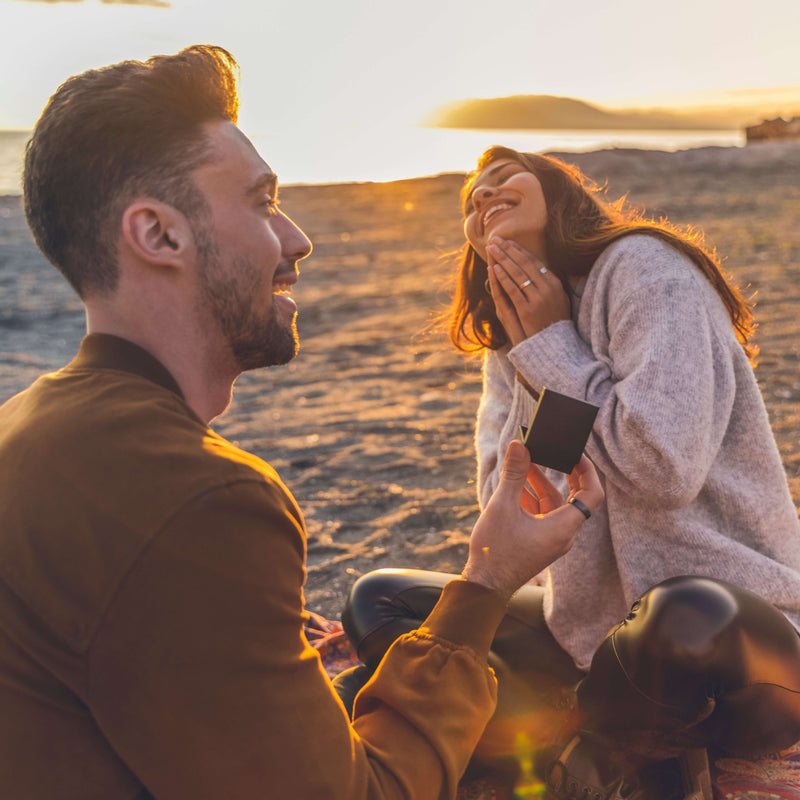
482, 201, 515, 229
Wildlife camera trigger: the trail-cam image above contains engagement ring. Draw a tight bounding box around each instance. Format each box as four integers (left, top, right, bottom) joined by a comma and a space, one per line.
520, 279, 532, 289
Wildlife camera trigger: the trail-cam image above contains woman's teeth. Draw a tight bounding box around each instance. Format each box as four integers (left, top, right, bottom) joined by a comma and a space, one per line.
484, 203, 513, 225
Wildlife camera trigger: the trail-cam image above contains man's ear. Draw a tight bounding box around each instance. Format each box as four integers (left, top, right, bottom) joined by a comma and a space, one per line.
120, 200, 194, 269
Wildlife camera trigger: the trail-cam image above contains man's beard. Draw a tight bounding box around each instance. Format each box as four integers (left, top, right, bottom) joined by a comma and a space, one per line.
196, 234, 299, 372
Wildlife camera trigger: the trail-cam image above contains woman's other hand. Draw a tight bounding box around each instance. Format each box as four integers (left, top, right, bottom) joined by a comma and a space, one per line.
486, 236, 571, 345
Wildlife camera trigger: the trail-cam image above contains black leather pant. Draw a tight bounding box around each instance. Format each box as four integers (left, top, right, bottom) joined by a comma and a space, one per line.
341, 570, 800, 759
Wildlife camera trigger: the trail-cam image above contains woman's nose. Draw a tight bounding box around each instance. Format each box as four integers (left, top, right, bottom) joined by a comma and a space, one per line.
472, 185, 496, 212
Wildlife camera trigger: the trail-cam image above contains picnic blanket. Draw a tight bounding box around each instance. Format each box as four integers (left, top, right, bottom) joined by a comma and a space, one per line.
305, 615, 800, 799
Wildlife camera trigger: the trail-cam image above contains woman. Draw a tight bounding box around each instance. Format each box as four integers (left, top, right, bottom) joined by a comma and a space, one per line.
342, 147, 800, 797
451, 146, 800, 668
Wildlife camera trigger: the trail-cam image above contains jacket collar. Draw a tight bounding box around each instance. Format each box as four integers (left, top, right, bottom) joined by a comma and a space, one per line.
69, 334, 184, 399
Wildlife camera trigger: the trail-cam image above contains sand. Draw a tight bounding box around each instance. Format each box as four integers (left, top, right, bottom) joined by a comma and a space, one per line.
2, 141, 800, 619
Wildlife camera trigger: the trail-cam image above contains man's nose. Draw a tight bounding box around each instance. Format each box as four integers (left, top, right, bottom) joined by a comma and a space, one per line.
278, 213, 312, 260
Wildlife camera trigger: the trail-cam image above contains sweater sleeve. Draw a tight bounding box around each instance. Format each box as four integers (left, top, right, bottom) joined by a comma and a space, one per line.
86, 480, 507, 800
508, 238, 737, 508
476, 349, 540, 508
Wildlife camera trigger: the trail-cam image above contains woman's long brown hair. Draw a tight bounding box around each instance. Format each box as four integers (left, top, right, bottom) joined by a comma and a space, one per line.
448, 146, 757, 363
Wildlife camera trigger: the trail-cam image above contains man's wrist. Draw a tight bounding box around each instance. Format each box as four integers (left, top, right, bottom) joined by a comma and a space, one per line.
460, 564, 512, 605
422, 579, 509, 661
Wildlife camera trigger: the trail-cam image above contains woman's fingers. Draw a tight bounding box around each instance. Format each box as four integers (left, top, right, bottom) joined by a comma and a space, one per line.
487, 263, 526, 343
490, 262, 527, 304
487, 237, 571, 341
488, 257, 555, 345
487, 237, 548, 292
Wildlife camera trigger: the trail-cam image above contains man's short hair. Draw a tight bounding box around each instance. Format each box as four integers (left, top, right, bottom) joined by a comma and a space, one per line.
23, 44, 240, 297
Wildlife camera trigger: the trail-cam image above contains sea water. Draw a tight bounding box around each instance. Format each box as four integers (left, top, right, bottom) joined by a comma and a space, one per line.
0, 131, 29, 196
0, 126, 744, 195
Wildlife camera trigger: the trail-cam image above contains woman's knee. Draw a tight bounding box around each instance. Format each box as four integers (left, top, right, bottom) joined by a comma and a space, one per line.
578, 576, 800, 753
340, 568, 567, 676
610, 576, 800, 694
341, 569, 455, 669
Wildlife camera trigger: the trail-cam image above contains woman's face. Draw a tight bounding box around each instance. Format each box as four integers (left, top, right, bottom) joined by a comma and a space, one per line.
463, 159, 548, 262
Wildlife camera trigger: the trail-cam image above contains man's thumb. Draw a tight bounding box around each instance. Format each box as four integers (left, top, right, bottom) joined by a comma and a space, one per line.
499, 440, 531, 486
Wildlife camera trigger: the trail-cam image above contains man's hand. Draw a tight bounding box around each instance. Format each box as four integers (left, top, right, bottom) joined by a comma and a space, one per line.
462, 440, 603, 602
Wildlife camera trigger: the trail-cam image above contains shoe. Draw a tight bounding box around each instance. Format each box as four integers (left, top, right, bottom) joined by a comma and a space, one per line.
543, 735, 687, 800
677, 749, 713, 800
543, 735, 633, 799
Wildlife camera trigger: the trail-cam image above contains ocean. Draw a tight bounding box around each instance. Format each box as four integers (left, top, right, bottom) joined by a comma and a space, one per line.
0, 126, 744, 195
0, 131, 30, 196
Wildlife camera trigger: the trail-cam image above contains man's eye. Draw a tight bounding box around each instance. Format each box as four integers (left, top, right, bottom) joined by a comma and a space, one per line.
261, 196, 280, 215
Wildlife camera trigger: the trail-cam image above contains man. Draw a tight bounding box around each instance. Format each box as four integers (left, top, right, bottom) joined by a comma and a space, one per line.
0, 45, 602, 798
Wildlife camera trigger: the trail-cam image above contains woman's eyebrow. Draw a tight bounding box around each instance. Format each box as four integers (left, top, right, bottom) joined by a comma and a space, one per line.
484, 162, 513, 181
474, 163, 515, 192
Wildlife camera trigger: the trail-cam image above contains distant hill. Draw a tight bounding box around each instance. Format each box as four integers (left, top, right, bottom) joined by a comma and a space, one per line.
426, 95, 741, 131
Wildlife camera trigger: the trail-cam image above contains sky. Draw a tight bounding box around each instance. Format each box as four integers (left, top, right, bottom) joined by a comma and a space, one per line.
2, 0, 800, 135
1, 0, 799, 185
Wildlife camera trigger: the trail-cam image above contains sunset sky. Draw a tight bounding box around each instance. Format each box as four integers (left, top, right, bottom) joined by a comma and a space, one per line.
2, 0, 799, 134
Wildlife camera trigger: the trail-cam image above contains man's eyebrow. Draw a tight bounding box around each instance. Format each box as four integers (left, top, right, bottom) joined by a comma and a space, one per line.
245, 172, 278, 198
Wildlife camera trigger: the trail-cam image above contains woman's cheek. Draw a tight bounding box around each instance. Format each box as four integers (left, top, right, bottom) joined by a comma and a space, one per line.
464, 217, 487, 260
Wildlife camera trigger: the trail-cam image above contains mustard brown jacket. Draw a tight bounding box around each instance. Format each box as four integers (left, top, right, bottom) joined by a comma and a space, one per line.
0, 334, 506, 799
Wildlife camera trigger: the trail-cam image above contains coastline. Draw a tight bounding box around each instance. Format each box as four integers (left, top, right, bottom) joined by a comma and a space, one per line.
2, 141, 800, 617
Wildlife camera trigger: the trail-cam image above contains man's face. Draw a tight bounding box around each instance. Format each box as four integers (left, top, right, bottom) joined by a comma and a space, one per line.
191, 121, 312, 372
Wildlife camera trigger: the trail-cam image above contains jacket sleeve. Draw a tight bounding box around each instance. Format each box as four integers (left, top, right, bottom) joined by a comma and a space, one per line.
508, 241, 737, 509
86, 480, 507, 800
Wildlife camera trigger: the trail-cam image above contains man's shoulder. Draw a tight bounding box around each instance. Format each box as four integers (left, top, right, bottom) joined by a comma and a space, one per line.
3, 362, 292, 506
0, 365, 298, 657
77, 367, 287, 504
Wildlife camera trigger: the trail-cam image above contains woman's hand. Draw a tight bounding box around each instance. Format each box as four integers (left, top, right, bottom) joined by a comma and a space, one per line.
486, 236, 571, 346
463, 441, 603, 602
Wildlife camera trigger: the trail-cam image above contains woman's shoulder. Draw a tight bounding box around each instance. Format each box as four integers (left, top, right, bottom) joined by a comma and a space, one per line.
483, 344, 518, 384
485, 344, 514, 370
598, 232, 688, 263
591, 233, 699, 290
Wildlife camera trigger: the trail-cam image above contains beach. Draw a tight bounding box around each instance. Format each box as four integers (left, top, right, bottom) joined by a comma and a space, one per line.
2, 141, 800, 620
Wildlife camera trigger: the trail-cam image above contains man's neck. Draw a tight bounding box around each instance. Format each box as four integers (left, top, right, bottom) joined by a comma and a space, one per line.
85, 311, 237, 424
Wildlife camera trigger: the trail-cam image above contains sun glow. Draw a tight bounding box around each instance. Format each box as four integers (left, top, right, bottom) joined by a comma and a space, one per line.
1, 0, 798, 184
3, 0, 800, 131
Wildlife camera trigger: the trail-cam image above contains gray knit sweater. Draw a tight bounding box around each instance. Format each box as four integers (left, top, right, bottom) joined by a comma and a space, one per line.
476, 234, 800, 670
